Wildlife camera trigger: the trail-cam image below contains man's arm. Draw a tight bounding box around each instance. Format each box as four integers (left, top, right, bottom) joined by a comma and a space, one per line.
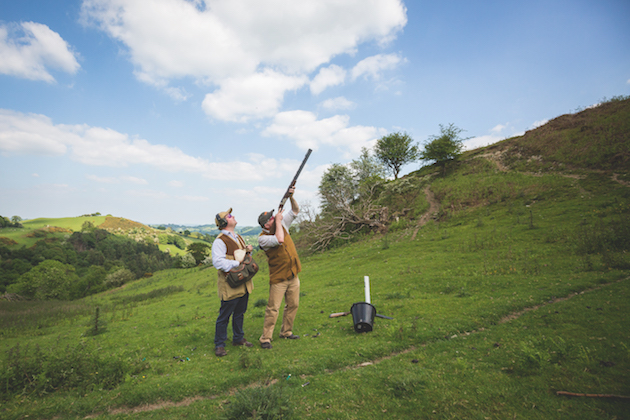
211, 237, 240, 272
274, 212, 285, 244
290, 195, 299, 214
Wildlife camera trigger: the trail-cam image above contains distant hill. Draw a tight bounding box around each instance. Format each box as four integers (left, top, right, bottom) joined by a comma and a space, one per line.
150, 223, 262, 236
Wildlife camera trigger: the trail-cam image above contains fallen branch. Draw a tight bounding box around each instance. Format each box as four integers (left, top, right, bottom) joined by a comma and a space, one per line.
556, 391, 630, 399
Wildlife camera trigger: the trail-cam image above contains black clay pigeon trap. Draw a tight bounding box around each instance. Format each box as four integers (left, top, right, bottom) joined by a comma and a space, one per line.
329, 276, 392, 332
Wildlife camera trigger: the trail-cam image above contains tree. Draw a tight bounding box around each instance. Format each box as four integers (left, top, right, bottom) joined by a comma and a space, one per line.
420, 123, 468, 174
81, 221, 96, 232
11, 216, 22, 224
186, 242, 211, 265
350, 147, 386, 184
374, 132, 419, 179
8, 260, 78, 300
299, 153, 388, 251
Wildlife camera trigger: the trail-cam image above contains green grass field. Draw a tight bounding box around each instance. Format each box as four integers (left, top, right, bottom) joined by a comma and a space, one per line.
1, 99, 629, 419
1, 167, 629, 419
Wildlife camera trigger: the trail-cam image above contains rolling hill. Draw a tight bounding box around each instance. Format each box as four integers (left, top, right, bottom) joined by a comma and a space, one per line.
0, 97, 628, 419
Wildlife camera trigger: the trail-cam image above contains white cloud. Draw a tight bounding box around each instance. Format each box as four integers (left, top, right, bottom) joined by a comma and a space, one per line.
121, 176, 148, 185
0, 21, 80, 82
262, 110, 386, 158
530, 119, 549, 129
87, 174, 148, 184
310, 65, 346, 95
202, 70, 308, 122
86, 174, 117, 183
0, 109, 70, 155
491, 124, 506, 133
463, 135, 502, 151
0, 108, 309, 181
351, 53, 403, 81
320, 96, 356, 111
168, 180, 184, 188
81, 0, 407, 121
464, 123, 525, 151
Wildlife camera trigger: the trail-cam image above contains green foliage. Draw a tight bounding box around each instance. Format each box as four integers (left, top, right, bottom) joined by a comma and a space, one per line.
186, 242, 211, 265
8, 260, 78, 300
0, 99, 628, 419
238, 351, 263, 370
420, 123, 467, 173
220, 384, 294, 420
81, 220, 96, 232
105, 268, 135, 288
254, 298, 268, 308
0, 215, 23, 228
158, 233, 187, 249
374, 131, 419, 179
0, 228, 174, 298
0, 341, 139, 400
84, 306, 107, 336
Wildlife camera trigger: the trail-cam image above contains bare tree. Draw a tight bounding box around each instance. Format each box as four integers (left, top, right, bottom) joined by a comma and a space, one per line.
298, 160, 388, 252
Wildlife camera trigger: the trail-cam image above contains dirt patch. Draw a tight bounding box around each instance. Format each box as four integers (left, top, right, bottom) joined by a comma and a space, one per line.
612, 173, 630, 187
476, 149, 509, 172
411, 186, 440, 240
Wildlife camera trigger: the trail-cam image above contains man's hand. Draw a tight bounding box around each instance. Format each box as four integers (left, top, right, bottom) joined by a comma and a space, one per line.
246, 244, 253, 252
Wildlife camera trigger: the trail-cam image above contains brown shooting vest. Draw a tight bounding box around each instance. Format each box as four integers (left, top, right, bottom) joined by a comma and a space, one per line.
260, 226, 301, 284
216, 233, 253, 301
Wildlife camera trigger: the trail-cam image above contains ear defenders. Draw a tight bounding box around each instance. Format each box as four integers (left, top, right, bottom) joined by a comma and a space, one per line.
216, 213, 228, 230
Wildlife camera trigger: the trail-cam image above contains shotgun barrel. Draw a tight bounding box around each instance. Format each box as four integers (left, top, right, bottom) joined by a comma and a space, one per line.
278, 149, 312, 212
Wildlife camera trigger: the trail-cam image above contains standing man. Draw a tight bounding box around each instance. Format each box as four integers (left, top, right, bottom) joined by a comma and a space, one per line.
257, 188, 302, 349
211, 208, 254, 357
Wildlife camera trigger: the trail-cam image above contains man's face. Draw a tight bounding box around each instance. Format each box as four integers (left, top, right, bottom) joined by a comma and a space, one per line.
264, 215, 275, 230
226, 213, 237, 228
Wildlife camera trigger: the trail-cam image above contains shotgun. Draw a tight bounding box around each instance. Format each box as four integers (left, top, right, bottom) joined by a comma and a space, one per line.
329, 311, 393, 320
278, 149, 312, 212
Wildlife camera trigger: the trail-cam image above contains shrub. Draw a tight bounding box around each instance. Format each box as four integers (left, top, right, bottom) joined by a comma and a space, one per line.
220, 383, 294, 420
105, 268, 135, 288
0, 341, 141, 399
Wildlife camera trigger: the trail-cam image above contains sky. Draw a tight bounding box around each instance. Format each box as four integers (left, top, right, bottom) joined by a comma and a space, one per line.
1, 0, 629, 227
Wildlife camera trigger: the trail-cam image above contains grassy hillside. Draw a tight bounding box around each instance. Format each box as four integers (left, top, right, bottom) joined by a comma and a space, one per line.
1, 100, 629, 419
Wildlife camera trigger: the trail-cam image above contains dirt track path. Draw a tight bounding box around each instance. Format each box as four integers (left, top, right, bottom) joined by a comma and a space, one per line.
411, 186, 439, 240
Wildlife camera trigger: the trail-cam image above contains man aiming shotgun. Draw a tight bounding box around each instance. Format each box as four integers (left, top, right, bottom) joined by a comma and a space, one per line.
257, 149, 311, 349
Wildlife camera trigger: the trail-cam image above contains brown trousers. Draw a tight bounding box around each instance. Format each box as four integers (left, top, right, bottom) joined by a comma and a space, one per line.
259, 276, 300, 343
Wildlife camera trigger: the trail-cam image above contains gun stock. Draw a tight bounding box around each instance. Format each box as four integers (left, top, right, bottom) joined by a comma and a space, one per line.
278, 149, 312, 212
329, 312, 351, 318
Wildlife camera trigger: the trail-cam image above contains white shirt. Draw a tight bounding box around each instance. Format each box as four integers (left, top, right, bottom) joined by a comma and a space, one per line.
211, 230, 242, 272
258, 210, 297, 251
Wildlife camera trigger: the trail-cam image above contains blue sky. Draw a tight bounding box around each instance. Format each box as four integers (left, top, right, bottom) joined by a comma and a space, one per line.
1, 0, 628, 226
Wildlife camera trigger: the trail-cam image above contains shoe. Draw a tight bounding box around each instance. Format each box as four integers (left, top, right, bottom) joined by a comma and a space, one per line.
261, 342, 273, 349
233, 338, 253, 347
215, 346, 227, 357
281, 334, 300, 340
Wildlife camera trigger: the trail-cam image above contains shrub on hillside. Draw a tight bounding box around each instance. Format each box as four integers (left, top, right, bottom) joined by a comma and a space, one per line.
105, 268, 135, 288
7, 260, 78, 300
0, 342, 143, 400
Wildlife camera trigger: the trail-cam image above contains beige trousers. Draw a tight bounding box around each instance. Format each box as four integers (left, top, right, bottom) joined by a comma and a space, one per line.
259, 276, 300, 343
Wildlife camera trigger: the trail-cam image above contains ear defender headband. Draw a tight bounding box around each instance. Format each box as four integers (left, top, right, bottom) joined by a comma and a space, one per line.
216, 213, 228, 230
